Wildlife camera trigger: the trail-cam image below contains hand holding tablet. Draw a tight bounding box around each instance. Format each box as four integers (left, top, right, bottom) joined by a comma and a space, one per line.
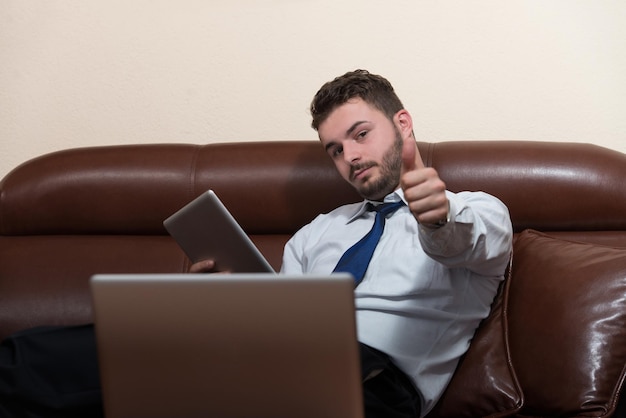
163, 190, 276, 273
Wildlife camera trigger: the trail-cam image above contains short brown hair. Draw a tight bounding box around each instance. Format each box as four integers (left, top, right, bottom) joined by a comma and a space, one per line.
310, 69, 405, 131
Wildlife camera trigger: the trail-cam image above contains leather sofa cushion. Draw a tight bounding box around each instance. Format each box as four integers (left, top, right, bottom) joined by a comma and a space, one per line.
431, 262, 523, 418
508, 230, 626, 417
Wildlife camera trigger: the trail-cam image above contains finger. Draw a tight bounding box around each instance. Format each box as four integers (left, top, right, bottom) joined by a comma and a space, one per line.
189, 259, 216, 273
401, 136, 417, 175
411, 195, 449, 226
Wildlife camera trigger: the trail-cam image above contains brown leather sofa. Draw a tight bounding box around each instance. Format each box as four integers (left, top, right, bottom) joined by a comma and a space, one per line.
1, 140, 625, 417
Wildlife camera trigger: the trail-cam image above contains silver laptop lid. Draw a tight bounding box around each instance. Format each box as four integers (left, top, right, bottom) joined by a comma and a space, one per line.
91, 273, 363, 418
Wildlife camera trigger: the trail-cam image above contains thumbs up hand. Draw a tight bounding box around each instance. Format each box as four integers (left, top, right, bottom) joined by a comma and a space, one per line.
400, 136, 450, 227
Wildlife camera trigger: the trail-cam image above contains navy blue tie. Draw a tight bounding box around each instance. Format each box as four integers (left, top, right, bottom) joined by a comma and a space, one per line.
333, 201, 405, 286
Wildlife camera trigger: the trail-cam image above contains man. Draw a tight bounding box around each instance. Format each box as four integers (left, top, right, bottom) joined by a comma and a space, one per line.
0, 70, 511, 418
194, 70, 513, 417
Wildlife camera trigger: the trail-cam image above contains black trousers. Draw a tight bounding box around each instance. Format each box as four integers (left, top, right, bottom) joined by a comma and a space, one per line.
359, 343, 422, 418
0, 325, 103, 418
0, 325, 421, 418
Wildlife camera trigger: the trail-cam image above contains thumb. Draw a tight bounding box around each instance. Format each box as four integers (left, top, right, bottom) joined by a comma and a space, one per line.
401, 136, 419, 175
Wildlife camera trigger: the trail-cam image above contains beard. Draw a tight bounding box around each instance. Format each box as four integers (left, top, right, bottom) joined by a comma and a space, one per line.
351, 128, 403, 201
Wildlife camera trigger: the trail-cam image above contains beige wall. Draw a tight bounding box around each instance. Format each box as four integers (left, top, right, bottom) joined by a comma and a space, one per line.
2, 1, 625, 180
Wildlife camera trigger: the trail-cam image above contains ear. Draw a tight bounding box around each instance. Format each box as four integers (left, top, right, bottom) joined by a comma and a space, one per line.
393, 109, 414, 139
395, 109, 424, 172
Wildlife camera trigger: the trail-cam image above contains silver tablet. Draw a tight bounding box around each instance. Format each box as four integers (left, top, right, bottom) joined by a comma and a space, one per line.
163, 190, 275, 273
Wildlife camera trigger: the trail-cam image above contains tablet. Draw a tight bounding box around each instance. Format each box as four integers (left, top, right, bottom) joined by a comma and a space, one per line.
163, 190, 275, 273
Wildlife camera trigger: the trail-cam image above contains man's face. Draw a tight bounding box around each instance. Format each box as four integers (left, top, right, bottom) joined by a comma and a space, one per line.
318, 98, 405, 201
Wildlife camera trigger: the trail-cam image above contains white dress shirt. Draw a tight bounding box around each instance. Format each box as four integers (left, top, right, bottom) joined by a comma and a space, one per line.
281, 188, 513, 416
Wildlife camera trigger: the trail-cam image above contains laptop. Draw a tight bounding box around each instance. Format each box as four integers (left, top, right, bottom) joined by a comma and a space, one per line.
163, 190, 275, 273
91, 273, 364, 418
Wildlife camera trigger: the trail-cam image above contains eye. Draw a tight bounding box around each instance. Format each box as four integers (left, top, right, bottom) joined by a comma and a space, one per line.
356, 130, 368, 140
326, 144, 343, 158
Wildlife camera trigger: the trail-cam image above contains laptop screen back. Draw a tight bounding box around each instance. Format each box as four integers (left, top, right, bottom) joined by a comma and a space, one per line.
91, 273, 363, 418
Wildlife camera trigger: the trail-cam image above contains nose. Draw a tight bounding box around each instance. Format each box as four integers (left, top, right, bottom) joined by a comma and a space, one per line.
342, 140, 361, 164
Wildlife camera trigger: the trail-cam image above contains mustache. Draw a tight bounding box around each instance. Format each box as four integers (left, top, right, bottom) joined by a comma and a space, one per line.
350, 162, 377, 180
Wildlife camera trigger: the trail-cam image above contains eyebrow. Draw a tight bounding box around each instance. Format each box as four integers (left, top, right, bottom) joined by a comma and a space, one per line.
346, 120, 368, 137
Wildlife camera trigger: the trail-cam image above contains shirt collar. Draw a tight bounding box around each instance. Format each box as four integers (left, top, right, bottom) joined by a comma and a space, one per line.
346, 188, 406, 223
